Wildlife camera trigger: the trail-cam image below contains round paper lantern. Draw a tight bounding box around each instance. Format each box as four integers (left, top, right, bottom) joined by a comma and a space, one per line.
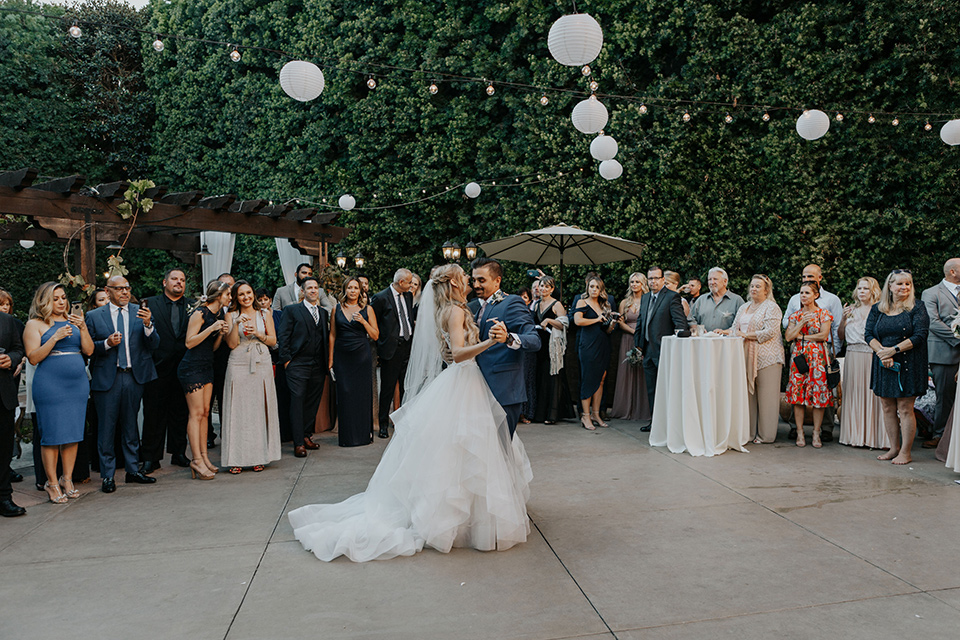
338, 194, 356, 211
464, 182, 482, 198
795, 109, 830, 140
19, 239, 35, 249
279, 60, 325, 102
571, 97, 608, 134
590, 135, 618, 161
548, 14, 604, 67
940, 119, 960, 146
599, 159, 623, 180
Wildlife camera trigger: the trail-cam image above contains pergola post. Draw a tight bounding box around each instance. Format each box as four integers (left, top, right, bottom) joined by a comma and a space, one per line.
80, 216, 96, 285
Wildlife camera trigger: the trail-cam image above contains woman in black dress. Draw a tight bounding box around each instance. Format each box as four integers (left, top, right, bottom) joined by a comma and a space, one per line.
574, 276, 615, 430
179, 280, 231, 480
329, 277, 379, 446
865, 269, 929, 465
533, 277, 572, 424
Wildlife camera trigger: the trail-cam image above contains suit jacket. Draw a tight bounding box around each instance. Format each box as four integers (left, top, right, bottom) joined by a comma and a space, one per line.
370, 285, 415, 361
87, 303, 160, 391
467, 297, 482, 318
277, 302, 329, 367
273, 282, 336, 312
0, 312, 24, 412
474, 293, 541, 407
634, 288, 688, 366
922, 282, 960, 365
144, 294, 188, 377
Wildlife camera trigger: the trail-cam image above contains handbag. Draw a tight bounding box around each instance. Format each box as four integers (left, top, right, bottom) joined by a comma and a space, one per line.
826, 341, 841, 389
792, 338, 810, 374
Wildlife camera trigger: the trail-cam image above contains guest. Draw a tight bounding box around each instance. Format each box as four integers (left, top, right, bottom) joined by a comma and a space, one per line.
179, 280, 230, 480
140, 268, 191, 474
273, 263, 313, 311
866, 270, 929, 465
784, 282, 832, 448
370, 269, 415, 439
329, 277, 379, 447
574, 276, 615, 430
86, 275, 159, 493
634, 266, 688, 422
838, 277, 886, 448
83, 287, 110, 476
89, 288, 109, 310
610, 272, 651, 422
357, 274, 370, 296
531, 278, 541, 305
728, 275, 784, 443
533, 276, 571, 424
689, 267, 744, 332
681, 277, 702, 304
207, 272, 235, 449
410, 273, 423, 307
258, 288, 292, 442
517, 287, 536, 424
663, 271, 692, 317
355, 275, 379, 431
222, 280, 281, 473
0, 290, 25, 487
0, 303, 24, 516
278, 276, 329, 457
920, 258, 960, 449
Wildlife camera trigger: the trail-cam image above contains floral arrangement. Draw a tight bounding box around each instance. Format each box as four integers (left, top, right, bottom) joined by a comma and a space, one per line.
623, 347, 643, 367
951, 312, 960, 339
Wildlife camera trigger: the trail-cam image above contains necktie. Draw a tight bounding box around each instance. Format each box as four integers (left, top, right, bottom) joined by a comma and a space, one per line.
117, 308, 128, 369
309, 304, 319, 325
397, 294, 411, 339
170, 301, 181, 335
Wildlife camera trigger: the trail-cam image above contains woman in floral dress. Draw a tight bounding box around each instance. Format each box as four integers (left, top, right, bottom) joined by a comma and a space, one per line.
784, 281, 832, 448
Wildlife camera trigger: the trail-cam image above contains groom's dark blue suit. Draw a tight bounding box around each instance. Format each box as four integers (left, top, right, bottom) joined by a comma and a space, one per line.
475, 292, 541, 437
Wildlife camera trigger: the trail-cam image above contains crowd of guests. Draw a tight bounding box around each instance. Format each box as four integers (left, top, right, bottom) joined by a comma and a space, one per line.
0, 255, 957, 518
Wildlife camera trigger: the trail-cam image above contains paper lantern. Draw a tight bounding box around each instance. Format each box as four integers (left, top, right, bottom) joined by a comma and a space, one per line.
548, 14, 604, 67
940, 119, 960, 146
795, 109, 830, 140
338, 194, 356, 211
464, 182, 481, 198
571, 97, 608, 134
279, 60, 325, 102
599, 159, 623, 180
19, 239, 35, 249
590, 135, 618, 161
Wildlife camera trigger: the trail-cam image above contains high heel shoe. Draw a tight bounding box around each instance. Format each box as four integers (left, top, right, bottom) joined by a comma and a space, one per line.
58, 476, 80, 499
591, 412, 609, 428
812, 429, 822, 448
44, 481, 68, 504
796, 429, 806, 447
201, 455, 219, 474
190, 459, 215, 481
580, 416, 596, 431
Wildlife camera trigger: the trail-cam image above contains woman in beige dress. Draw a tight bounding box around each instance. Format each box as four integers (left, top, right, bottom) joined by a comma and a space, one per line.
838, 277, 887, 448
610, 272, 651, 421
221, 281, 281, 474
728, 275, 784, 443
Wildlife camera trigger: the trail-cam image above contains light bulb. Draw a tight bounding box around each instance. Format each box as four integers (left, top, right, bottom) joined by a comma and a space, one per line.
868, 114, 876, 123
581, 65, 591, 76
229, 48, 241, 62
540, 94, 549, 106
429, 83, 438, 95
486, 83, 495, 96
925, 122, 933, 131
367, 77, 377, 89
639, 104, 648, 114
724, 113, 733, 124
762, 112, 770, 122
152, 38, 164, 52
588, 93, 598, 101
589, 80, 598, 91
69, 24, 81, 38
682, 112, 691, 122
892, 118, 899, 126
835, 112, 844, 122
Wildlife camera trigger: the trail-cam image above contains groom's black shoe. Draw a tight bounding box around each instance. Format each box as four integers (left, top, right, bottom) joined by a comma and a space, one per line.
640, 425, 651, 432
378, 427, 389, 439
125, 471, 157, 485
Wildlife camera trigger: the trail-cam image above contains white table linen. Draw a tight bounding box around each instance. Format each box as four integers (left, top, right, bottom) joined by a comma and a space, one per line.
650, 336, 750, 456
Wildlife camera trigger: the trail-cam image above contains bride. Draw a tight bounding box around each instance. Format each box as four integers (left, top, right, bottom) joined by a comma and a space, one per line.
288, 264, 532, 562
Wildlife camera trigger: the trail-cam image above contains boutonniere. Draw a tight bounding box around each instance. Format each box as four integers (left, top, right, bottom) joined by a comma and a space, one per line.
951, 312, 960, 339
489, 290, 506, 305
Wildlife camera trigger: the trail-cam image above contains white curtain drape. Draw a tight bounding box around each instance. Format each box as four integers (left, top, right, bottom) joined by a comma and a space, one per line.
200, 231, 236, 285
275, 238, 314, 285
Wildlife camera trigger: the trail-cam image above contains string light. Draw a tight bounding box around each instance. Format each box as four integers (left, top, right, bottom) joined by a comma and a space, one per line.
724, 113, 733, 124
835, 112, 844, 122
868, 114, 876, 123
682, 112, 691, 122
925, 121, 933, 131
428, 83, 438, 95
589, 80, 598, 92
540, 94, 549, 105
639, 104, 647, 114
366, 77, 377, 89
581, 65, 591, 76
68, 23, 81, 38
892, 117, 900, 126
229, 46, 241, 62
486, 83, 495, 96
152, 37, 164, 52
762, 112, 770, 122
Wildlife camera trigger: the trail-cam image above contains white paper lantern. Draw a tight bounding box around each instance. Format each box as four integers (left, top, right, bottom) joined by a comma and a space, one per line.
548, 14, 604, 67
590, 135, 618, 161
464, 182, 482, 198
19, 239, 35, 249
338, 194, 356, 211
795, 109, 830, 140
599, 159, 623, 180
940, 119, 960, 146
571, 97, 608, 134
279, 60, 325, 102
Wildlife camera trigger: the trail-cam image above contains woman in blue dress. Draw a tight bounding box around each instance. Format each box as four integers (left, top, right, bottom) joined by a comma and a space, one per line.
574, 276, 615, 430
23, 283, 93, 504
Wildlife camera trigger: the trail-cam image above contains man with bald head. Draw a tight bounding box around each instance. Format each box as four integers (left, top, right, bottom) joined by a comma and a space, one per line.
370, 268, 415, 438
921, 258, 960, 448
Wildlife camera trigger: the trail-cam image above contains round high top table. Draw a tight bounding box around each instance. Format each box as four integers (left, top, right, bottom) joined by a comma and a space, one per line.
649, 335, 750, 456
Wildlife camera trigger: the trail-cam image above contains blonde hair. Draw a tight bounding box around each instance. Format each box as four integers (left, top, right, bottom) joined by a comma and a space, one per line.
878, 271, 916, 314
750, 274, 777, 306
431, 264, 479, 347
583, 276, 611, 313
29, 282, 66, 323
622, 272, 648, 311
663, 271, 682, 289
851, 276, 881, 308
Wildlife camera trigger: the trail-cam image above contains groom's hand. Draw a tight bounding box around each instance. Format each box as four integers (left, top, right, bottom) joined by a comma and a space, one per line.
488, 319, 508, 343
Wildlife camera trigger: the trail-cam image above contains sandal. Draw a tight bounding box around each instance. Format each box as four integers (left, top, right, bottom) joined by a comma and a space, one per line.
591, 412, 609, 428
228, 467, 242, 475
44, 481, 68, 504
812, 430, 822, 449
580, 416, 596, 431
252, 465, 264, 472
59, 476, 80, 499
796, 430, 806, 447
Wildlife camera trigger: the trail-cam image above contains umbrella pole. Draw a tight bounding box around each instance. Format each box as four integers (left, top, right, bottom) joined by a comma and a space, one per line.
559, 255, 564, 302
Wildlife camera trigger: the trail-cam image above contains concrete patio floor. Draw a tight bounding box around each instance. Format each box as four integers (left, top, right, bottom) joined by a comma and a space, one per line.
2, 418, 959, 639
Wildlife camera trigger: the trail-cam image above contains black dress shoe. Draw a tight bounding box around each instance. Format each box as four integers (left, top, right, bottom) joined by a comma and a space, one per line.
102, 478, 116, 493
140, 461, 161, 475
820, 431, 833, 443
378, 428, 389, 439
170, 453, 191, 467
788, 428, 798, 440
9, 469, 23, 483
0, 499, 25, 517
125, 471, 157, 484
640, 425, 651, 432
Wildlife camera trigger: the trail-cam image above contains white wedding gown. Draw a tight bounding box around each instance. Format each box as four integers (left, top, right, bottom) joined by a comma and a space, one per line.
288, 354, 533, 562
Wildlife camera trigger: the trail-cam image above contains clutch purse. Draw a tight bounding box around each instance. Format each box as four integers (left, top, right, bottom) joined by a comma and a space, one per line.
793, 338, 810, 374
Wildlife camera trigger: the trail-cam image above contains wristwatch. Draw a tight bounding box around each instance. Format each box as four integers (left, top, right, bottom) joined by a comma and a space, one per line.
894, 345, 901, 353
505, 334, 517, 347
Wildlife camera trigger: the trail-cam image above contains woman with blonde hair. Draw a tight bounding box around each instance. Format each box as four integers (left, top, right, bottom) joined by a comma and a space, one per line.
23, 282, 93, 503
730, 275, 784, 443
663, 271, 691, 317
610, 272, 650, 421
574, 276, 615, 429
289, 264, 532, 562
838, 277, 886, 448
865, 270, 929, 464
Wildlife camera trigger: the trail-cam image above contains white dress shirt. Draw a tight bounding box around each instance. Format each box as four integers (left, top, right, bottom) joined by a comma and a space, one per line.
105, 302, 154, 366
391, 284, 412, 338
941, 279, 960, 300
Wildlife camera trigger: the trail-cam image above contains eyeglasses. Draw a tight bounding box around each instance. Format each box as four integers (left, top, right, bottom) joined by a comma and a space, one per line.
891, 269, 912, 275
648, 276, 664, 281
106, 285, 131, 291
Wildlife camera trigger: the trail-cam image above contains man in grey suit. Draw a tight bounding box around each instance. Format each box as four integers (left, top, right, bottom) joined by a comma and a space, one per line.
273, 262, 336, 312
921, 257, 960, 448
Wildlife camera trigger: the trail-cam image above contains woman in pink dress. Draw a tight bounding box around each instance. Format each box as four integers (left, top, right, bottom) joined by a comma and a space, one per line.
610, 272, 650, 421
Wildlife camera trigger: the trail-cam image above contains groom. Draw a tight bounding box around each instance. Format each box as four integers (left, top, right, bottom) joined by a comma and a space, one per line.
472, 257, 541, 437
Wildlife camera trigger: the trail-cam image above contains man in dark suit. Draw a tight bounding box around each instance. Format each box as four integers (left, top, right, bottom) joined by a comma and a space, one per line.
277, 276, 329, 457
634, 266, 688, 427
87, 275, 160, 493
0, 310, 25, 516
140, 268, 191, 473
370, 268, 415, 439
472, 258, 541, 438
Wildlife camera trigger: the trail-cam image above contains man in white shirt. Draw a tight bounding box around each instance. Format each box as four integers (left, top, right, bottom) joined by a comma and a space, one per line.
921, 258, 960, 448
370, 269, 416, 438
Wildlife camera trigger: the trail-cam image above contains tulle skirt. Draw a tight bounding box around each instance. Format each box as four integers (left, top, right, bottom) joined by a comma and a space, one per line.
288, 359, 532, 562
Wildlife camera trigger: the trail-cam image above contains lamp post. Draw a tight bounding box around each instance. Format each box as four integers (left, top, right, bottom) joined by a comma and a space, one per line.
441, 239, 479, 262
465, 240, 478, 261
354, 252, 365, 269
336, 250, 347, 269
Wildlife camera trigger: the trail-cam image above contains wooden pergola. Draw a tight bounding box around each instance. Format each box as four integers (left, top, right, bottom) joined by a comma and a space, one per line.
0, 168, 350, 283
